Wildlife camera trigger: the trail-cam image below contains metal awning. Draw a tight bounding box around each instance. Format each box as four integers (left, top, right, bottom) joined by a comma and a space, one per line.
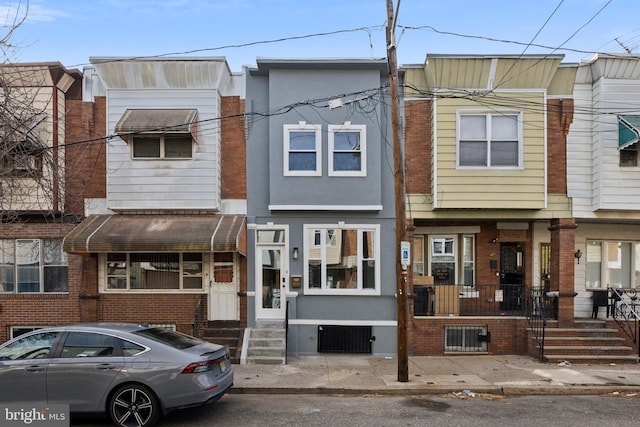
618, 115, 640, 150
63, 214, 246, 255
114, 109, 198, 134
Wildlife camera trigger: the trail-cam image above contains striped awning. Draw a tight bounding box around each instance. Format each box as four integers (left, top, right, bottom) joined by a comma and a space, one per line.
63, 214, 246, 255
618, 115, 640, 150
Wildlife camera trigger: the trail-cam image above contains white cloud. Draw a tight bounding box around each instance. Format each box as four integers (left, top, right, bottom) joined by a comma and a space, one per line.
0, 2, 68, 25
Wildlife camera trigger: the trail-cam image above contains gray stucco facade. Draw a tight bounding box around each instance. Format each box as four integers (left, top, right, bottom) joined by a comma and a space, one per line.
245, 59, 398, 356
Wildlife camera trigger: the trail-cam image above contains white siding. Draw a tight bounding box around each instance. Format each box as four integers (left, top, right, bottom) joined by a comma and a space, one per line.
106, 89, 221, 211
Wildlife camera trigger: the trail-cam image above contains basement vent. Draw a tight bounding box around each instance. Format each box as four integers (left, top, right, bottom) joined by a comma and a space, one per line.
318, 325, 373, 353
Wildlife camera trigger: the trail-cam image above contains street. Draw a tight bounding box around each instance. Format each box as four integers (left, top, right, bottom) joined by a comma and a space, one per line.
72, 393, 640, 426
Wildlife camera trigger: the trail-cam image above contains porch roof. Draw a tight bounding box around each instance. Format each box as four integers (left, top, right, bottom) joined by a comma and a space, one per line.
63, 214, 246, 255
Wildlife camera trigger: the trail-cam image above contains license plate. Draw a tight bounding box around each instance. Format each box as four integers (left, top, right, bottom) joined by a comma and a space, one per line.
219, 360, 227, 372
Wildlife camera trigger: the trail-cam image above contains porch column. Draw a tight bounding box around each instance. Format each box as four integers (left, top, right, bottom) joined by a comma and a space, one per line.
548, 218, 577, 328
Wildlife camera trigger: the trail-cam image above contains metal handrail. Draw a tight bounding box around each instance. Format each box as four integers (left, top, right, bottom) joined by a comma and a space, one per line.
609, 288, 640, 358
192, 294, 205, 337
285, 300, 289, 364
526, 288, 547, 362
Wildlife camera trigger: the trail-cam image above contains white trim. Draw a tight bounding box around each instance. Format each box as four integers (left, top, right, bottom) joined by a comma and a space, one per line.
288, 319, 397, 326
414, 226, 481, 234
328, 123, 367, 177
283, 122, 322, 177
487, 58, 498, 90
269, 204, 383, 211
433, 98, 438, 208
456, 109, 524, 170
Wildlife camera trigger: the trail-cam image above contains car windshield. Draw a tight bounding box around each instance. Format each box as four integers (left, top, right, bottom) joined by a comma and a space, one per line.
134, 328, 203, 349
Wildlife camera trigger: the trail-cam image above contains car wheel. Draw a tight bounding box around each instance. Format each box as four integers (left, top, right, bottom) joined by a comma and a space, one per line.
109, 384, 160, 427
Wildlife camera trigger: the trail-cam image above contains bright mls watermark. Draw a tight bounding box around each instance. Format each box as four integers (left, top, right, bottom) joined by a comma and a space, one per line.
1, 405, 68, 427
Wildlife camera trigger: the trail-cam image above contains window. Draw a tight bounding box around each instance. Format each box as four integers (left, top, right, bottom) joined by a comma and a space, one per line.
445, 325, 488, 352
458, 112, 521, 168
0, 239, 68, 293
304, 225, 379, 293
0, 331, 60, 360
430, 236, 456, 285
412, 236, 424, 276
585, 240, 640, 289
131, 134, 192, 159
105, 253, 203, 291
0, 149, 43, 177
329, 123, 366, 176
61, 332, 118, 358
618, 115, 640, 166
284, 122, 321, 176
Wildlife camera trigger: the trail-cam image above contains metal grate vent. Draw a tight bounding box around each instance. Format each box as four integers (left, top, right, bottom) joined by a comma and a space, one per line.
317, 325, 373, 353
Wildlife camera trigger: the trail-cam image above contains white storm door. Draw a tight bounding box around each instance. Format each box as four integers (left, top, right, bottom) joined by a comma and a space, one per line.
209, 254, 239, 321
256, 246, 287, 320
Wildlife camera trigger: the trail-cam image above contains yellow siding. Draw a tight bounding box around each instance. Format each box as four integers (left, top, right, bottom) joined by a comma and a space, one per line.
434, 93, 546, 209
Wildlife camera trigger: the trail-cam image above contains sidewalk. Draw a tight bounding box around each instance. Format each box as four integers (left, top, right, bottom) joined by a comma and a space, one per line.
230, 355, 640, 396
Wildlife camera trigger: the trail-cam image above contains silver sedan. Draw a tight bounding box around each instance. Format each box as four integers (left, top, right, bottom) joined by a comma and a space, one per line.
0, 323, 233, 426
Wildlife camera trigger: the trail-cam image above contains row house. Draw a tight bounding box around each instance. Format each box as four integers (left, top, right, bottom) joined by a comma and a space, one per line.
569, 55, 640, 321
244, 59, 398, 360
61, 58, 248, 348
403, 54, 580, 356
0, 63, 83, 342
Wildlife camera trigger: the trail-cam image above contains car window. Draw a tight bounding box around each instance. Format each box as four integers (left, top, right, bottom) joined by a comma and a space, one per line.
0, 331, 60, 361
60, 332, 118, 358
134, 327, 202, 349
120, 339, 146, 356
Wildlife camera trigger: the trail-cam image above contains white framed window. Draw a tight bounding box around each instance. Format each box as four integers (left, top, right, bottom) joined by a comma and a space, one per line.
304, 224, 379, 294
104, 252, 204, 291
585, 240, 640, 289
430, 236, 456, 285
445, 325, 488, 352
131, 134, 193, 159
0, 239, 68, 293
420, 234, 476, 287
284, 122, 321, 176
457, 112, 522, 168
328, 122, 366, 176
412, 236, 424, 276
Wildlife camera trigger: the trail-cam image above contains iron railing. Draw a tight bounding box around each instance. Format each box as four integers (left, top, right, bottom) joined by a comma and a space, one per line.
413, 283, 527, 317
527, 287, 547, 362
609, 288, 640, 358
285, 300, 289, 364
192, 294, 206, 337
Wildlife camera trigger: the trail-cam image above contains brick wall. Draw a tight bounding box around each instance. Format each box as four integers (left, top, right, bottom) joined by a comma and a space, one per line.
221, 96, 246, 199
65, 96, 107, 216
547, 98, 573, 194
0, 222, 81, 342
404, 100, 432, 194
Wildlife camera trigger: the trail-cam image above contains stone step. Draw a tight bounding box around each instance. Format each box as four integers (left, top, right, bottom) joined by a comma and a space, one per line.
250, 329, 286, 339
246, 356, 286, 365
543, 336, 627, 346
542, 345, 634, 356
543, 354, 639, 364
249, 338, 286, 348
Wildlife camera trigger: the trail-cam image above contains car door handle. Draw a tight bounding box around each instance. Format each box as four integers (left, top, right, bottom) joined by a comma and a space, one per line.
25, 365, 45, 372
96, 363, 117, 371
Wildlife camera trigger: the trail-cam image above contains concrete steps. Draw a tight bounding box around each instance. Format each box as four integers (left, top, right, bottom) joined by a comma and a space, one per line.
202, 320, 244, 364
533, 319, 638, 364
245, 321, 286, 365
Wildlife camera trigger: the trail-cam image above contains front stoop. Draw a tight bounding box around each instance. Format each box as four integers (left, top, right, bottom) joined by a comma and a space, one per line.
202, 320, 244, 364
531, 319, 639, 364
245, 321, 286, 365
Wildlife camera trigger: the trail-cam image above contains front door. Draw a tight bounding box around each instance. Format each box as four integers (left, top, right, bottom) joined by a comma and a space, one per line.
209, 253, 238, 321
256, 246, 287, 320
500, 242, 525, 311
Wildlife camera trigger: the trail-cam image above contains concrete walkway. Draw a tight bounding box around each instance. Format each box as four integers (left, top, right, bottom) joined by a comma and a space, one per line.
230, 355, 640, 396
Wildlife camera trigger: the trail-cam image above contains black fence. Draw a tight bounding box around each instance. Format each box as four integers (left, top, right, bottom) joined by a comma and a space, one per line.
413, 283, 527, 317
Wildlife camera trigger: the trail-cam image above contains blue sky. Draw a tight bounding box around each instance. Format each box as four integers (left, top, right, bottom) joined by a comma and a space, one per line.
2, 0, 639, 71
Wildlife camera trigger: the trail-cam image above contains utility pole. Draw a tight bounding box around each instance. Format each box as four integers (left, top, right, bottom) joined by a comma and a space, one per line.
386, 0, 408, 383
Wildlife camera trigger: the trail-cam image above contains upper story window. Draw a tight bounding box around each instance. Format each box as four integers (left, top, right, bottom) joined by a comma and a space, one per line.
618, 115, 640, 167
1, 113, 47, 178
283, 122, 321, 176
329, 122, 366, 176
115, 109, 197, 161
0, 239, 68, 293
304, 224, 379, 294
131, 134, 193, 159
458, 112, 522, 168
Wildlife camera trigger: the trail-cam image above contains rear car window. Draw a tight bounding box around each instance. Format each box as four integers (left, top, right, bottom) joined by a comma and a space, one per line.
134, 327, 203, 349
